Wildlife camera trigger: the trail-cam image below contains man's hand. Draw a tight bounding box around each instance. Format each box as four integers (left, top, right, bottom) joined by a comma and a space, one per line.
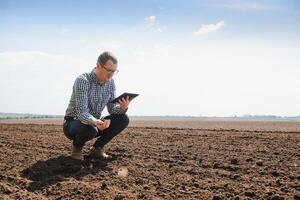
118, 96, 130, 111
94, 119, 111, 131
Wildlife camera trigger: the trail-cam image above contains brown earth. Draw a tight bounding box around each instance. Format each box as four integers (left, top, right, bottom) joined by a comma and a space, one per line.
2, 117, 300, 131
0, 121, 299, 200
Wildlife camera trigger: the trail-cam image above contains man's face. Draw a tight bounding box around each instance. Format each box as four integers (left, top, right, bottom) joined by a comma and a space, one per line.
97, 59, 118, 83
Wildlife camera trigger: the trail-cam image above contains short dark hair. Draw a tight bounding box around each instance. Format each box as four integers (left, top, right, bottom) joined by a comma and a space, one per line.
97, 51, 118, 65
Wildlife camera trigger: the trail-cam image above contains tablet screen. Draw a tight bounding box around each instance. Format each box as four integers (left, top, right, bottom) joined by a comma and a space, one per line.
110, 93, 139, 103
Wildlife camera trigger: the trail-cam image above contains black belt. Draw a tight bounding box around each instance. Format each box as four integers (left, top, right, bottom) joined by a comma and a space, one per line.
64, 116, 74, 120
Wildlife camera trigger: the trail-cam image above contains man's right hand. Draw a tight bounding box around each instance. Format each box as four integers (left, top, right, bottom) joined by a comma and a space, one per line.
94, 119, 111, 131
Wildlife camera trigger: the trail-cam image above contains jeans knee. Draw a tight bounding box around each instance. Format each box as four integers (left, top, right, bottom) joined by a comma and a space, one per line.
85, 127, 97, 140
120, 114, 129, 127
110, 114, 129, 128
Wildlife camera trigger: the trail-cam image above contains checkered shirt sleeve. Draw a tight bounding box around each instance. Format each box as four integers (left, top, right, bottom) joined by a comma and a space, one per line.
73, 77, 97, 125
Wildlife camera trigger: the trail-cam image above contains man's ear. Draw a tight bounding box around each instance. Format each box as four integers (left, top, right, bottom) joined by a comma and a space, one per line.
96, 62, 101, 68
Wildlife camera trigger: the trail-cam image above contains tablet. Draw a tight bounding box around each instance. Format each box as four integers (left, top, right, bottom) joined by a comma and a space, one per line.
110, 93, 139, 103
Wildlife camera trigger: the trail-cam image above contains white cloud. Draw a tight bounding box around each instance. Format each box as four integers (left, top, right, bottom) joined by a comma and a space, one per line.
0, 51, 90, 115
144, 15, 156, 27
1, 40, 300, 116
116, 40, 300, 116
216, 2, 281, 11
143, 15, 164, 32
194, 21, 225, 36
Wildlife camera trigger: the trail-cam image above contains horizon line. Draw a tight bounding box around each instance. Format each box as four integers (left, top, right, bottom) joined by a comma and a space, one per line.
0, 112, 299, 119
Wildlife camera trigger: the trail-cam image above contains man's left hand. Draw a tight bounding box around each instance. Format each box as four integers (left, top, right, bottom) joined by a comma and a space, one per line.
118, 96, 130, 111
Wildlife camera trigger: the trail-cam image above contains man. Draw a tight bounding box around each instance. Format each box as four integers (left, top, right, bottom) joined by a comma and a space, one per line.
63, 51, 130, 160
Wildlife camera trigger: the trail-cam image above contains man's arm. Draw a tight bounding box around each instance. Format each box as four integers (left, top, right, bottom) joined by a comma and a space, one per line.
73, 77, 97, 125
107, 80, 127, 114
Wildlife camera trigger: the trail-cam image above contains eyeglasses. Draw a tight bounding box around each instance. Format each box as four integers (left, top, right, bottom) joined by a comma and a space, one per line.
102, 65, 119, 75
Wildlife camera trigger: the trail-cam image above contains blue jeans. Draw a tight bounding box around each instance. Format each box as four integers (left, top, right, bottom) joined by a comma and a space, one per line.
63, 114, 129, 148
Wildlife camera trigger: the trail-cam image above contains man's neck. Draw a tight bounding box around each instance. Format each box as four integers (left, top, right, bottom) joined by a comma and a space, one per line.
95, 68, 105, 84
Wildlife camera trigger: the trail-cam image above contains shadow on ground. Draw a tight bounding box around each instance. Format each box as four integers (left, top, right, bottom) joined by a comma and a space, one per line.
20, 155, 113, 192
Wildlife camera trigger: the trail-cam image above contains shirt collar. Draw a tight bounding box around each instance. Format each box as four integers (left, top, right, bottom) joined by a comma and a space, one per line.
91, 68, 103, 85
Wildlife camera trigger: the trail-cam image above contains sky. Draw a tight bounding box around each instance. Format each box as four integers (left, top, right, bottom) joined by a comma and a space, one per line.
0, 0, 300, 117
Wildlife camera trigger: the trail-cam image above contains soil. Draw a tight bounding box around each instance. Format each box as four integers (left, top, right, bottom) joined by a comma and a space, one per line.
0, 121, 299, 199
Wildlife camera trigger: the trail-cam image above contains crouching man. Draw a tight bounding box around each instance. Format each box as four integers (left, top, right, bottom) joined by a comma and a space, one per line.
63, 51, 130, 160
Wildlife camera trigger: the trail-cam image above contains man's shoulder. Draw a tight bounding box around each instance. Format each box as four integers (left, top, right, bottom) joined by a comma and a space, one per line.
77, 72, 89, 80
74, 72, 91, 85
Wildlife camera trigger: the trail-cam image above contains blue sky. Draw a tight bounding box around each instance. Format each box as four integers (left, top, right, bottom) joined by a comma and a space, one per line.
1, 0, 300, 116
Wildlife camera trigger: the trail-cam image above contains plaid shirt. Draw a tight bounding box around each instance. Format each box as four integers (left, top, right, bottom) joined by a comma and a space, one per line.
65, 68, 125, 125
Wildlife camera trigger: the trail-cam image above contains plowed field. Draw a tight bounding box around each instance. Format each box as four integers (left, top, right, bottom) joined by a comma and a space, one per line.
0, 121, 299, 199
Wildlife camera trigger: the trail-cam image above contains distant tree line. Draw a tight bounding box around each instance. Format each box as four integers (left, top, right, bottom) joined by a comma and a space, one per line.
241, 115, 300, 119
